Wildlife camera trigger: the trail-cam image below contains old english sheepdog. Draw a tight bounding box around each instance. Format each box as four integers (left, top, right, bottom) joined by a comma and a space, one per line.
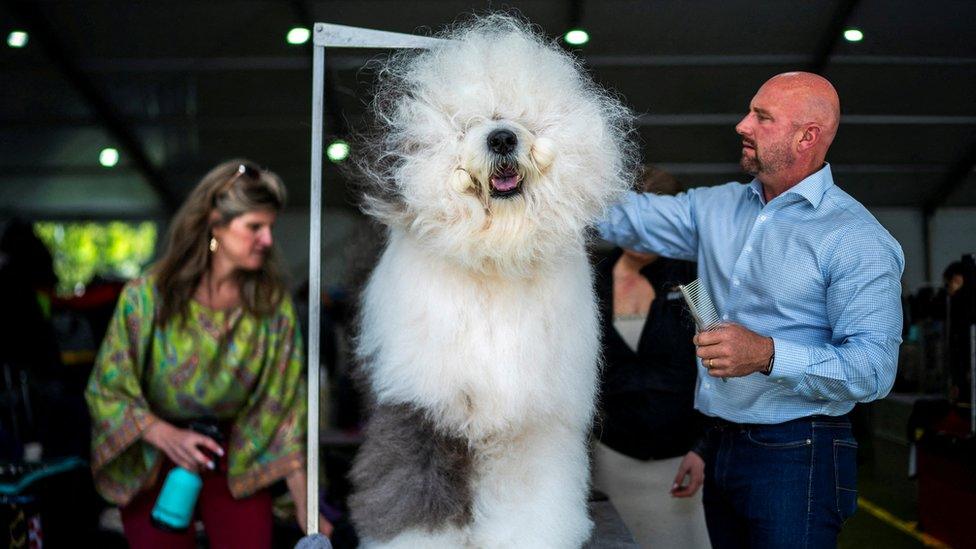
348, 14, 637, 548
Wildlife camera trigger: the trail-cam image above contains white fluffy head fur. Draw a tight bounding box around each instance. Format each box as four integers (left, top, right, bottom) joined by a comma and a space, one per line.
357, 14, 637, 277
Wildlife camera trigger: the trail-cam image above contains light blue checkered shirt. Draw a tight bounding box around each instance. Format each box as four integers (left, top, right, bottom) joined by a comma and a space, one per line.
597, 164, 905, 424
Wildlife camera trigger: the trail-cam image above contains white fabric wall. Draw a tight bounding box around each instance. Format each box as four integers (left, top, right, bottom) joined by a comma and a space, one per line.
929, 209, 976, 287
870, 207, 976, 293
870, 208, 926, 292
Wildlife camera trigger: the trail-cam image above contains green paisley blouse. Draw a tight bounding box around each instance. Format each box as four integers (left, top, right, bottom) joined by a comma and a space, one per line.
85, 276, 307, 505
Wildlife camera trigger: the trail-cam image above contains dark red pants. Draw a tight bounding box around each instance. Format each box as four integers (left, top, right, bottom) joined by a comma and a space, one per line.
120, 460, 272, 549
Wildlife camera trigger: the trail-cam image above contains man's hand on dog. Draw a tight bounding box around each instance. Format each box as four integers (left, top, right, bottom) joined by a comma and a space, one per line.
693, 323, 773, 378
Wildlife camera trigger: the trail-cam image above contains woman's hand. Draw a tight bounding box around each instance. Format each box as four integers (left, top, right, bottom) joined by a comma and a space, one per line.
286, 469, 335, 536
294, 504, 335, 538
143, 420, 223, 472
670, 450, 705, 498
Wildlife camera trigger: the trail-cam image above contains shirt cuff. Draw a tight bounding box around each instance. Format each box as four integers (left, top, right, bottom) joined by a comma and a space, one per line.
595, 218, 614, 242
767, 338, 808, 389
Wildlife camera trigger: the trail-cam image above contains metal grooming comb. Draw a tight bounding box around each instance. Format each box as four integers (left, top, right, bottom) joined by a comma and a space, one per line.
678, 278, 721, 331
678, 278, 727, 382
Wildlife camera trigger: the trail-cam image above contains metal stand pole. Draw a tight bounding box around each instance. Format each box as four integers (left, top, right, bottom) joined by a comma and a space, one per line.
299, 24, 446, 546
306, 24, 325, 535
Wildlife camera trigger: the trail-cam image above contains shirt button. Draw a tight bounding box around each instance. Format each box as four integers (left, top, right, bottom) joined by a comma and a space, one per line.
703, 383, 711, 389
758, 215, 767, 222
722, 314, 729, 320
733, 279, 741, 286
744, 246, 752, 253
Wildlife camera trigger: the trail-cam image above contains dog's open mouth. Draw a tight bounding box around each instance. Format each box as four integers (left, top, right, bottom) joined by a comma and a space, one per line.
489, 164, 523, 198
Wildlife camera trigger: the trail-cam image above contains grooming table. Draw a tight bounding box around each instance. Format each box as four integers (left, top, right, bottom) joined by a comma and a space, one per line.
585, 499, 639, 548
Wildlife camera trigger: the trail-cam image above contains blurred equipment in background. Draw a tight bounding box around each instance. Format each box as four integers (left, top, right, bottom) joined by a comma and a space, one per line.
908, 253, 976, 549
0, 219, 117, 546
946, 255, 975, 408
908, 397, 976, 549
0, 219, 62, 461
897, 256, 975, 397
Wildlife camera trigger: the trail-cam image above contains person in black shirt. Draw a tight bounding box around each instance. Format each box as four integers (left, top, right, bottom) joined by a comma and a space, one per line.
591, 167, 709, 547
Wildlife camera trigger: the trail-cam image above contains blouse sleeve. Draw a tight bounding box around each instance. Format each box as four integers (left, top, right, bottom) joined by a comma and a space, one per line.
226, 295, 308, 498
84, 278, 162, 505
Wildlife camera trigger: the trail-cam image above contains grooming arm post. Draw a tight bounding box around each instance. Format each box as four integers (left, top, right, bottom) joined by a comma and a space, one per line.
317, 23, 447, 48
306, 23, 326, 535
302, 23, 446, 543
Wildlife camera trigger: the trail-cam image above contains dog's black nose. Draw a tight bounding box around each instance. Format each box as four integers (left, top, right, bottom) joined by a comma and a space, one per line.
487, 129, 518, 155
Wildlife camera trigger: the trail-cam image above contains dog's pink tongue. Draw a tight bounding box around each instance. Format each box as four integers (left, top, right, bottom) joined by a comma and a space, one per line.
490, 174, 519, 192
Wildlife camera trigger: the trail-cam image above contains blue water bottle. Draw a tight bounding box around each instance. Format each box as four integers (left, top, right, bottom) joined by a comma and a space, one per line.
151, 420, 222, 532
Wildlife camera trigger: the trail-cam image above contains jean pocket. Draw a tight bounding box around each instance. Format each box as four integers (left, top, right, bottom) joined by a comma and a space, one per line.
834, 439, 858, 521
745, 429, 813, 449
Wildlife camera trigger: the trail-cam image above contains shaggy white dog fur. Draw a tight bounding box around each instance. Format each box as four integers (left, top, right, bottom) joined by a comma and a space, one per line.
348, 14, 636, 548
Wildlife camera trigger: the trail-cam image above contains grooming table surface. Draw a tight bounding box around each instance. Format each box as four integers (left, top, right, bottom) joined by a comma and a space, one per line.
585, 500, 639, 548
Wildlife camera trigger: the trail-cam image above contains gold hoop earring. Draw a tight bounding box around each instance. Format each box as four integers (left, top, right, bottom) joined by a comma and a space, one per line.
209, 237, 218, 252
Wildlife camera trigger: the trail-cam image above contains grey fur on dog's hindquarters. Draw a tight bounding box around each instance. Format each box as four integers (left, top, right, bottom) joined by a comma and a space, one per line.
294, 534, 332, 549
349, 403, 474, 541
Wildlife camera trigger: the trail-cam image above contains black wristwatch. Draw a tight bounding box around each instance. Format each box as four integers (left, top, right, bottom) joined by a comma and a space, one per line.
761, 340, 775, 376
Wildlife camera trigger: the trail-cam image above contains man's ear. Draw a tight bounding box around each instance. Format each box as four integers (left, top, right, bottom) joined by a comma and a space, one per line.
797, 125, 821, 152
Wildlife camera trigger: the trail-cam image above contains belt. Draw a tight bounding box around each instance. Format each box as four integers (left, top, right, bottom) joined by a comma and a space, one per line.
705, 414, 850, 431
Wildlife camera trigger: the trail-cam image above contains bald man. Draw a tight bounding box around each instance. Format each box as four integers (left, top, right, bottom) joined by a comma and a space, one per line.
598, 72, 904, 547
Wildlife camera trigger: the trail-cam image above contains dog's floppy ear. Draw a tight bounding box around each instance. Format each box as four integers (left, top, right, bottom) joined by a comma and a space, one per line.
451, 168, 474, 193
531, 137, 556, 172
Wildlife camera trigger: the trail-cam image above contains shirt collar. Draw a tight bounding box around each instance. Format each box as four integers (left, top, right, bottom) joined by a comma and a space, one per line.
748, 163, 834, 208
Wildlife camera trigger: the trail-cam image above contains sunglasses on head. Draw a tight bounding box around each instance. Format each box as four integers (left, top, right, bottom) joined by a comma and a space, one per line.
216, 163, 263, 198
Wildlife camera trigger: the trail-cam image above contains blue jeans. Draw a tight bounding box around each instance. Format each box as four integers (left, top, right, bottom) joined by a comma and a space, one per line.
702, 415, 858, 548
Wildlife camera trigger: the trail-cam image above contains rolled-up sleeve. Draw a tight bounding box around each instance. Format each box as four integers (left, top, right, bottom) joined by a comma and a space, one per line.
768, 224, 905, 402
597, 190, 699, 261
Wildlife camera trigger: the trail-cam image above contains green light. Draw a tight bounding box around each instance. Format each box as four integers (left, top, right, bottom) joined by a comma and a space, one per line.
7, 31, 28, 48
99, 148, 119, 167
564, 29, 589, 46
287, 27, 311, 45
843, 28, 863, 42
326, 140, 350, 162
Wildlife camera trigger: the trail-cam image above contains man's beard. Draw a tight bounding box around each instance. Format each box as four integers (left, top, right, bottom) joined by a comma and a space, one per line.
740, 139, 794, 176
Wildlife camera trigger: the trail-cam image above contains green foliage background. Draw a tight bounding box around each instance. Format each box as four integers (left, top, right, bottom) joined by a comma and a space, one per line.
34, 221, 157, 296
